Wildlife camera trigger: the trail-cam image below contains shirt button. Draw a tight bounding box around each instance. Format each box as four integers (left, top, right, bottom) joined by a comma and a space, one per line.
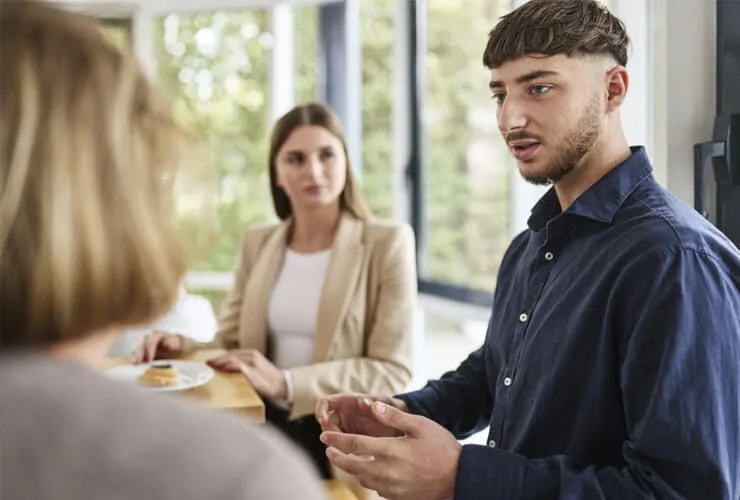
488, 440, 496, 448
544, 251, 554, 261
503, 377, 513, 387
519, 313, 528, 323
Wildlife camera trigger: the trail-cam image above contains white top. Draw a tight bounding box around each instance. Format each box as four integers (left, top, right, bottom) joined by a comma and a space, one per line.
267, 248, 332, 371
108, 287, 218, 357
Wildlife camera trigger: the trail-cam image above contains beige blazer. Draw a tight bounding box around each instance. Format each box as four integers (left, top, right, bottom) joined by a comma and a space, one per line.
183, 213, 417, 419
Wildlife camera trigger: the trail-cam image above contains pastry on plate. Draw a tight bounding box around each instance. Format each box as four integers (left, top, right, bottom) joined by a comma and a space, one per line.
137, 363, 179, 387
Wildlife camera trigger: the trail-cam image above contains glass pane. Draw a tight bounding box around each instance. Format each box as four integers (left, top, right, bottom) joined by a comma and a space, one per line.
154, 11, 273, 272
290, 1, 395, 219
425, 0, 512, 292
294, 5, 318, 104
360, 0, 395, 218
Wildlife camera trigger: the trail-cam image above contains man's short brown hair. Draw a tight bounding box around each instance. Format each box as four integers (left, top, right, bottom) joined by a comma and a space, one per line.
483, 0, 630, 69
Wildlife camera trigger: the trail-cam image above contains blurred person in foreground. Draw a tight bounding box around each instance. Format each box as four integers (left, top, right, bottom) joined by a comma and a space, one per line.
315, 0, 740, 499
0, 2, 325, 500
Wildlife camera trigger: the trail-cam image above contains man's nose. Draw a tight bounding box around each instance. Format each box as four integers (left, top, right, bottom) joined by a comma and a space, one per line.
498, 98, 528, 134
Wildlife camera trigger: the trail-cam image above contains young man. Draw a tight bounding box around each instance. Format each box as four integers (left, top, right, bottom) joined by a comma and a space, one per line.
317, 1, 740, 499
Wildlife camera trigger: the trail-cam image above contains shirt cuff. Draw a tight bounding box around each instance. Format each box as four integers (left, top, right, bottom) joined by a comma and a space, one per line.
268, 370, 293, 411
454, 444, 526, 500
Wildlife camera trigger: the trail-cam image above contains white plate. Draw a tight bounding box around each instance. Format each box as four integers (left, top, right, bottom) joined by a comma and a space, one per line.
104, 360, 215, 392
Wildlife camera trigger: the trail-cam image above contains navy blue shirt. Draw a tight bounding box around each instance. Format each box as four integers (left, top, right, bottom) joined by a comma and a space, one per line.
400, 148, 740, 499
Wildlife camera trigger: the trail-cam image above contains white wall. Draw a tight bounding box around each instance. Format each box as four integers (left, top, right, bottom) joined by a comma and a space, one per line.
652, 0, 716, 205
611, 0, 653, 154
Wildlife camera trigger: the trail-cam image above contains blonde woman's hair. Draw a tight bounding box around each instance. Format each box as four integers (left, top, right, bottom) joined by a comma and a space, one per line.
268, 102, 372, 220
0, 1, 188, 348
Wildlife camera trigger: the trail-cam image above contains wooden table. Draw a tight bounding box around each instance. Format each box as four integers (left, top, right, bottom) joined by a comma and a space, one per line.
325, 479, 359, 500
103, 348, 265, 422
104, 350, 356, 499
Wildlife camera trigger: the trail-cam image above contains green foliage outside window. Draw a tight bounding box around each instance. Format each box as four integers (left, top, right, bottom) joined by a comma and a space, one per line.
153, 0, 512, 307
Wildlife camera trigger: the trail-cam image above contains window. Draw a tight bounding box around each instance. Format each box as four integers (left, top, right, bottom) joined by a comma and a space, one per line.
359, 0, 395, 218
420, 0, 513, 298
289, 0, 396, 218
153, 10, 274, 273
293, 6, 318, 104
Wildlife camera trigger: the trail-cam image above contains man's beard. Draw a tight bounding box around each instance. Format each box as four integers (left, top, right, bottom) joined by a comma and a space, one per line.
521, 93, 602, 186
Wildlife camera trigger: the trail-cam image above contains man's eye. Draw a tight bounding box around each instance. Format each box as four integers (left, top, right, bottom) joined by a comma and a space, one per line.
530, 85, 551, 95
491, 93, 505, 103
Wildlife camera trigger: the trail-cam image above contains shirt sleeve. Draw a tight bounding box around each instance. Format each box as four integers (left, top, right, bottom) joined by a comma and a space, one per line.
397, 343, 492, 440
452, 247, 740, 499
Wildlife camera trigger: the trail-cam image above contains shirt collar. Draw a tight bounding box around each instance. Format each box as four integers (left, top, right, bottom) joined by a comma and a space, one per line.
528, 146, 653, 231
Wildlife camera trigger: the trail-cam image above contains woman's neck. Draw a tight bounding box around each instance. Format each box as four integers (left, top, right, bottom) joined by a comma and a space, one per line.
290, 205, 342, 253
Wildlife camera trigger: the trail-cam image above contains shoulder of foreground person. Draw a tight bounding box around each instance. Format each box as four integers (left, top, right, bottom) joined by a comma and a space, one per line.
0, 354, 326, 500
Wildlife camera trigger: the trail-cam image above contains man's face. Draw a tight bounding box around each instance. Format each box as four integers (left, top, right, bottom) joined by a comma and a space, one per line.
489, 54, 607, 185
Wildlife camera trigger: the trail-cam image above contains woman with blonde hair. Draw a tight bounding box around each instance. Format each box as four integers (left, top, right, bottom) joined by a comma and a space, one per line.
136, 102, 418, 478
0, 2, 324, 499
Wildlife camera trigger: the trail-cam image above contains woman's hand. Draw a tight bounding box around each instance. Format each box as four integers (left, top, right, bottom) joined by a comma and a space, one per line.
131, 331, 183, 364
207, 349, 288, 400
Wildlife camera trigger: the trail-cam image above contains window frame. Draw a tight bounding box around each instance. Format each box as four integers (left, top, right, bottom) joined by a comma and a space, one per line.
402, 0, 509, 308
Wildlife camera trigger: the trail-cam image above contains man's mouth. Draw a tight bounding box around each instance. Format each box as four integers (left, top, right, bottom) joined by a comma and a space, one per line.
509, 142, 540, 161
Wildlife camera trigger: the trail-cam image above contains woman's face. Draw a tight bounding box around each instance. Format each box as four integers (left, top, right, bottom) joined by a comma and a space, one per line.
274, 125, 347, 215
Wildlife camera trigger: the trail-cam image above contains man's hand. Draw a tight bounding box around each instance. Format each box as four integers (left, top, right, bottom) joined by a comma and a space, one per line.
316, 393, 408, 437
131, 331, 182, 364
208, 349, 288, 400
321, 401, 461, 500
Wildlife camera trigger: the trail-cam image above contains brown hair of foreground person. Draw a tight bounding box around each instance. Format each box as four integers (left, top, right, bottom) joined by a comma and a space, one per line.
0, 0, 187, 349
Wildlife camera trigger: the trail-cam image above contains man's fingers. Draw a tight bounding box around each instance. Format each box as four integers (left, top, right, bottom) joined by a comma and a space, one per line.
326, 448, 391, 495
316, 399, 332, 424
325, 412, 345, 433
315, 399, 345, 432
320, 432, 386, 458
371, 402, 423, 436
325, 447, 377, 478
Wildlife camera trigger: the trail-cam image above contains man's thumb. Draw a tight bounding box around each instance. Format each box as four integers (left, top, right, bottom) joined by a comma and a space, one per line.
371, 401, 420, 436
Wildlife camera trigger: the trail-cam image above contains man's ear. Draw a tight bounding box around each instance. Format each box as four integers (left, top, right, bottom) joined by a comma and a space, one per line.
605, 65, 629, 111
